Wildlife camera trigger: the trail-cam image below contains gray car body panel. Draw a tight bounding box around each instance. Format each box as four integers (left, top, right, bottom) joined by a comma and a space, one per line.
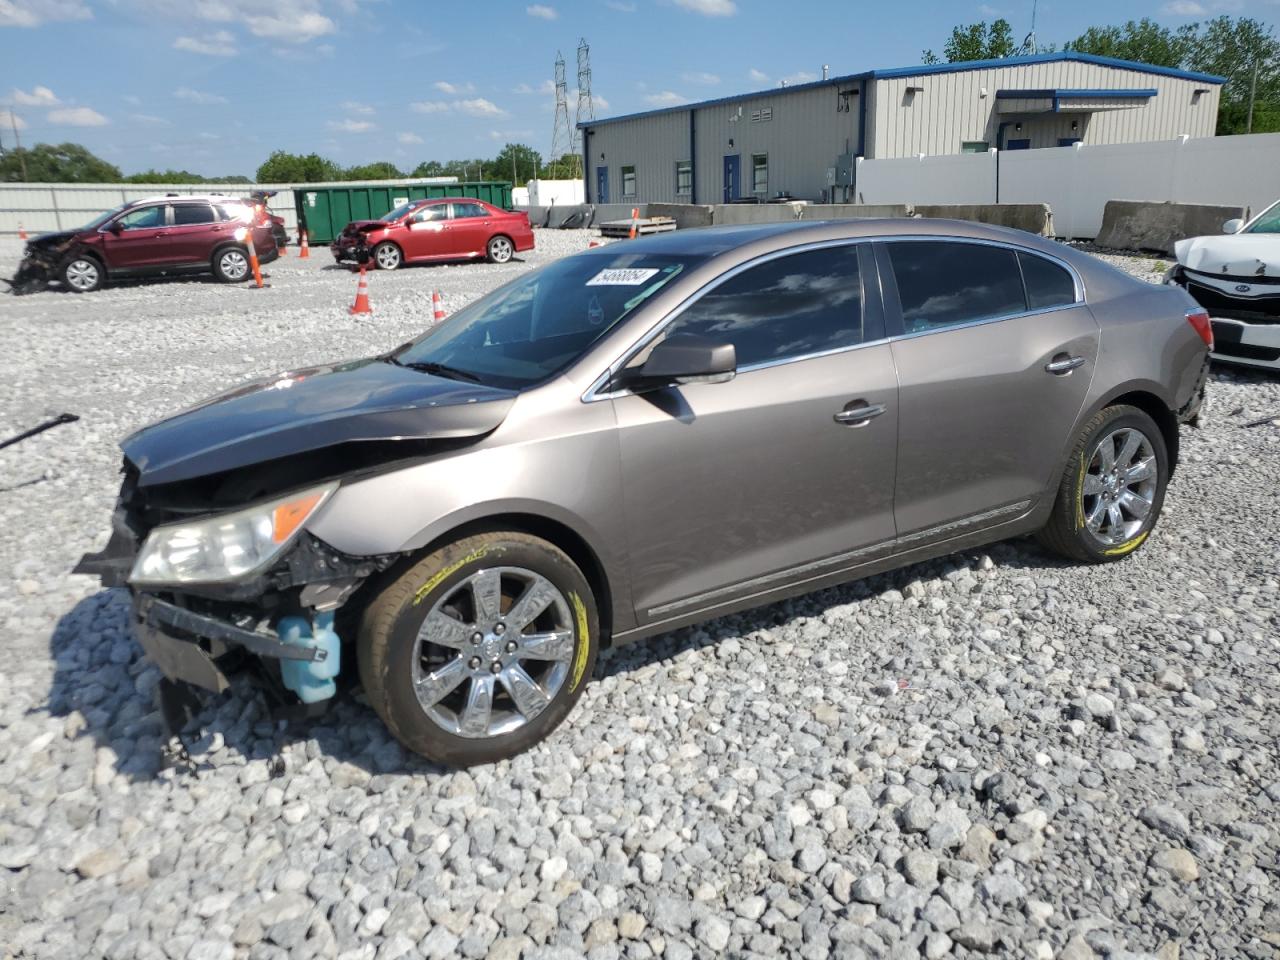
289, 219, 1204, 641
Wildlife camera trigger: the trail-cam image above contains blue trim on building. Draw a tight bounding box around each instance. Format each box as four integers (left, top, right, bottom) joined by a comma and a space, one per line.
995, 88, 1158, 100
577, 51, 1224, 130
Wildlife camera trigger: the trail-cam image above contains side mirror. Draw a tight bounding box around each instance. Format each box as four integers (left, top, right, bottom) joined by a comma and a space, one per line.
1222, 218, 1242, 234
626, 333, 737, 391
108, 221, 124, 235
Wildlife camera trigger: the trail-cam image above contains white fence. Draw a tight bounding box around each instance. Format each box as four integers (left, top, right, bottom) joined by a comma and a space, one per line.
853, 132, 1280, 238
0, 177, 459, 236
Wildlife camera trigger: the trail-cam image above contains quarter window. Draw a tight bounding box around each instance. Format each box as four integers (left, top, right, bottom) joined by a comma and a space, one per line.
675, 160, 692, 195
621, 165, 637, 198
887, 241, 1026, 333
172, 203, 217, 226
661, 245, 863, 367
751, 154, 768, 195
1019, 252, 1077, 310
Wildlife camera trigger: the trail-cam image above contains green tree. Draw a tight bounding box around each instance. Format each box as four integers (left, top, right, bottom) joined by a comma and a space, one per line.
923, 19, 1016, 64
1184, 16, 1280, 134
490, 142, 542, 184
1064, 18, 1194, 67
122, 169, 248, 184
343, 161, 404, 180
411, 160, 447, 178
255, 151, 343, 183
0, 142, 122, 183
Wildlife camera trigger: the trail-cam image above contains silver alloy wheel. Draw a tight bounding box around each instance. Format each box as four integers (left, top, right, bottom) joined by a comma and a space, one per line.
375, 243, 401, 270
219, 249, 249, 281
411, 566, 573, 739
488, 236, 513, 263
65, 259, 99, 291
1082, 426, 1157, 546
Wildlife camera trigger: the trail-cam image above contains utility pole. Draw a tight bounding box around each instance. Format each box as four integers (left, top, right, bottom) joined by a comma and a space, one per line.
1247, 58, 1259, 135
9, 109, 27, 182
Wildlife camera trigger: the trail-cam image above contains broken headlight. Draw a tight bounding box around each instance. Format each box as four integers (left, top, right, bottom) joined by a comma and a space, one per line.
130, 483, 336, 585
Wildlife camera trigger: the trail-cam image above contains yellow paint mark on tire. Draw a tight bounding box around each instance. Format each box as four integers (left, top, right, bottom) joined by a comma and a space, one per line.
412, 547, 489, 606
569, 591, 590, 692
1075, 454, 1088, 530
1103, 530, 1149, 557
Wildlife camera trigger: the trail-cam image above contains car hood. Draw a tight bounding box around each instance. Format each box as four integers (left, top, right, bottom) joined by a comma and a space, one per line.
1174, 233, 1280, 278
25, 230, 80, 251
122, 358, 515, 487
346, 220, 392, 233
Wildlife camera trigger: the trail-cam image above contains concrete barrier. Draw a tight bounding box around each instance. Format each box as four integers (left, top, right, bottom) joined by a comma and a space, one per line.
912, 203, 1055, 237
1092, 200, 1248, 255
795, 204, 911, 221
529, 203, 651, 229
647, 203, 714, 229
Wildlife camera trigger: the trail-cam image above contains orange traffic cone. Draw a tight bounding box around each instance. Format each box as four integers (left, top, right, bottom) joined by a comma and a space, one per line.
350, 264, 372, 314
588, 240, 600, 248
299, 229, 310, 259
432, 289, 446, 322
243, 231, 265, 288
628, 207, 639, 240
18, 222, 28, 241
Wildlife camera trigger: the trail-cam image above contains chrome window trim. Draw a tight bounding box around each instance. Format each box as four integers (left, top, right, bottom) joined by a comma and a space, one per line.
582, 233, 1087, 403
582, 237, 871, 402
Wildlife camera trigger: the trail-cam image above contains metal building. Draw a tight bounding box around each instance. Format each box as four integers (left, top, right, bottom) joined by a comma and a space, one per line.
578, 52, 1224, 205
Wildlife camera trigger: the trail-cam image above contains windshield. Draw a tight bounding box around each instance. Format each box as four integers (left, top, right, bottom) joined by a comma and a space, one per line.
381, 201, 419, 222
1245, 201, 1280, 234
393, 252, 701, 389
83, 203, 130, 230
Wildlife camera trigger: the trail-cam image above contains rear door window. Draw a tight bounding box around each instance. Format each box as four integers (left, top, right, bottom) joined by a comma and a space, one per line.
451, 202, 489, 219
117, 205, 166, 230
173, 203, 217, 226
661, 245, 864, 367
1019, 252, 1077, 310
887, 241, 1026, 334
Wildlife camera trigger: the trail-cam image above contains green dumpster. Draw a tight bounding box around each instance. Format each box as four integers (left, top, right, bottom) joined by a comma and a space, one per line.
293, 181, 514, 244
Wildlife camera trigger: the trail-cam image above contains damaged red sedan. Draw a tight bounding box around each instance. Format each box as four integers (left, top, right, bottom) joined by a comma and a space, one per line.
332, 197, 534, 269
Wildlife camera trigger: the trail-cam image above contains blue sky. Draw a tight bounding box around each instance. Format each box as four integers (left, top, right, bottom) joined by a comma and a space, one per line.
1, 0, 1274, 177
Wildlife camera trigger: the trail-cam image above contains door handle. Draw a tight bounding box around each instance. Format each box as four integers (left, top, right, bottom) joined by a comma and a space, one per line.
1044, 354, 1086, 375
833, 401, 887, 427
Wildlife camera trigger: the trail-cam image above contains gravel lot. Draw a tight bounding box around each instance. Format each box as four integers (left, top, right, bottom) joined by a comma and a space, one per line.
1, 232, 1278, 960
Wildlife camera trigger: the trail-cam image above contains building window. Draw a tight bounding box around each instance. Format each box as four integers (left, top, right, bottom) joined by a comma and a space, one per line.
750, 107, 772, 123
621, 165, 637, 198
961, 141, 990, 153
675, 160, 692, 195
751, 154, 768, 195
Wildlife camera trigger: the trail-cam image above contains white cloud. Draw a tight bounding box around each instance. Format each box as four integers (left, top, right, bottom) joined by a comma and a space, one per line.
488, 128, 534, 140
781, 71, 816, 85
175, 87, 228, 104
197, 131, 219, 140
455, 97, 507, 117
673, 0, 735, 15
398, 131, 424, 144
122, 94, 141, 106
10, 85, 60, 106
130, 113, 169, 125
434, 80, 475, 95
514, 79, 557, 95
748, 67, 769, 84
978, 3, 1002, 15
0, 108, 26, 130
526, 4, 557, 18
341, 100, 375, 115
410, 100, 450, 113
1162, 0, 1205, 13
0, 0, 91, 27
328, 118, 374, 133
682, 71, 720, 85
589, 92, 609, 110
605, 0, 636, 9
191, 0, 333, 43
48, 106, 108, 126
173, 30, 237, 56
643, 91, 686, 107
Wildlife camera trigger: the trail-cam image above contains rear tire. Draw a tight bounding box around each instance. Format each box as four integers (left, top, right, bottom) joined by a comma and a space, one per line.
373, 242, 402, 271
358, 531, 599, 766
62, 256, 102, 293
1037, 404, 1169, 563
212, 246, 250, 283
486, 235, 514, 264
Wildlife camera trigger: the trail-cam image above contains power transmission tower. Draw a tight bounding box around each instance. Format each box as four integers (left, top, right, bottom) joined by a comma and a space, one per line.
550, 51, 575, 179
573, 37, 594, 178
1017, 0, 1039, 56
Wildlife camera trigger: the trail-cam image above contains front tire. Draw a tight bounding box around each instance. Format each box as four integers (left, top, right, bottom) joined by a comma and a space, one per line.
373, 241, 402, 271
358, 532, 599, 766
486, 235, 514, 264
212, 247, 250, 283
62, 257, 102, 293
1037, 404, 1169, 563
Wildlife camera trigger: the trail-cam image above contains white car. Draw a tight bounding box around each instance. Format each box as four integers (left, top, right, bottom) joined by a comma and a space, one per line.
1167, 199, 1280, 372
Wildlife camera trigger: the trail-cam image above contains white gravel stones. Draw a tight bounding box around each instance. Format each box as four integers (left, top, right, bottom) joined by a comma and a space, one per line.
2, 233, 1279, 959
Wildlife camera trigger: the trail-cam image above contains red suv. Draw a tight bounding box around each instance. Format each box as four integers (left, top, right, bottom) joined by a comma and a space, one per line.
332, 197, 534, 270
11, 195, 279, 294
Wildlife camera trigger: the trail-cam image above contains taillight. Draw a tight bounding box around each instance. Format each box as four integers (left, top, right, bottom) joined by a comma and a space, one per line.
1186, 309, 1213, 350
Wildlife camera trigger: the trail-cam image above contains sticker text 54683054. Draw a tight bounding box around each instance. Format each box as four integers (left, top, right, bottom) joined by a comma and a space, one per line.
586, 268, 660, 286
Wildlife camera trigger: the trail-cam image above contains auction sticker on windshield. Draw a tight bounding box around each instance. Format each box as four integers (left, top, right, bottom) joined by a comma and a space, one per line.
586, 268, 660, 286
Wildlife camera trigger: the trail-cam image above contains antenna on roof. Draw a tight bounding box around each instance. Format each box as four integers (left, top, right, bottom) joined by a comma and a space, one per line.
1018, 0, 1039, 56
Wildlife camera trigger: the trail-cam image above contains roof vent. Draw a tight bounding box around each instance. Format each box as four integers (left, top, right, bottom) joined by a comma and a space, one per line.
823, 64, 830, 80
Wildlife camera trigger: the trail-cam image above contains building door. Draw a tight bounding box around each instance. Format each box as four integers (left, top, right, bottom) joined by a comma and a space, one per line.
596, 166, 609, 204
722, 154, 739, 202
1006, 139, 1031, 150
1058, 138, 1082, 147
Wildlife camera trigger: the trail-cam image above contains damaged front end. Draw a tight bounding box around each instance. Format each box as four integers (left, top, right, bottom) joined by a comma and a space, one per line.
7, 238, 65, 295
76, 461, 401, 733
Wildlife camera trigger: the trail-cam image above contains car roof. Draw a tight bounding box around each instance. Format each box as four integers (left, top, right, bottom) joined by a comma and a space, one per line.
128, 194, 250, 206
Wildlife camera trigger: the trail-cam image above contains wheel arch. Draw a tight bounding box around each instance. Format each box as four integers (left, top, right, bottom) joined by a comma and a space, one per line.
373, 239, 403, 267
1073, 382, 1180, 478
